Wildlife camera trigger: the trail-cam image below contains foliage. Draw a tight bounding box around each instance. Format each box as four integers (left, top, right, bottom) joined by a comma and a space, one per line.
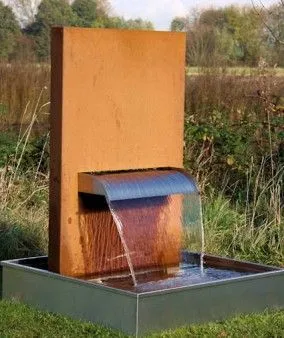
0, 132, 49, 174
172, 5, 283, 67
0, 0, 153, 59
25, 0, 79, 59
0, 1, 20, 60
0, 132, 17, 167
262, 4, 284, 66
186, 23, 219, 66
72, 0, 97, 27
93, 16, 154, 30
170, 16, 187, 32
184, 66, 284, 196
1, 1, 284, 63
125, 18, 154, 30
224, 6, 265, 65
0, 64, 282, 270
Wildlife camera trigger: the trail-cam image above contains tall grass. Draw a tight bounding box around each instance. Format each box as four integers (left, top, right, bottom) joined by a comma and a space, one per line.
185, 66, 283, 266
0, 62, 49, 127
203, 163, 284, 266
0, 89, 49, 260
0, 62, 282, 266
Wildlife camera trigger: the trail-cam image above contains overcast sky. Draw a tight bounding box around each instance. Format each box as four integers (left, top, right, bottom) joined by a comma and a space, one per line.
111, 0, 279, 30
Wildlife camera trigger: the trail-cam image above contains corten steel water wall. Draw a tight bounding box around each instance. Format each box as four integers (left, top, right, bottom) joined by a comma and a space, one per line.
49, 28, 186, 277
2, 28, 284, 337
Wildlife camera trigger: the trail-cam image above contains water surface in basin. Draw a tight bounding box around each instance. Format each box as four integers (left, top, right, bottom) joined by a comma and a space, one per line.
91, 263, 256, 293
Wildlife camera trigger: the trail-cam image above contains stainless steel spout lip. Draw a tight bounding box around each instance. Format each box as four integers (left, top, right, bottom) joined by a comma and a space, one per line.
78, 168, 199, 201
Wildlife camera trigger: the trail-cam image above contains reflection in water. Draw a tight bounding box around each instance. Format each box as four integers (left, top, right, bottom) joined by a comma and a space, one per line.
90, 263, 254, 293
86, 169, 204, 287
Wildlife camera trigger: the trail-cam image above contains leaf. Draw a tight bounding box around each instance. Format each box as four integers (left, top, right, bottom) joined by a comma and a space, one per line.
227, 155, 235, 166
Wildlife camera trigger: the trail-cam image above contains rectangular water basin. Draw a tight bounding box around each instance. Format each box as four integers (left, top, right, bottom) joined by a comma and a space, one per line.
1, 253, 284, 336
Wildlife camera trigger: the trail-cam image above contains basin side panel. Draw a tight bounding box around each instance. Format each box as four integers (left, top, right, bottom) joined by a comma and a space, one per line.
2, 265, 137, 335
137, 273, 284, 335
49, 28, 186, 277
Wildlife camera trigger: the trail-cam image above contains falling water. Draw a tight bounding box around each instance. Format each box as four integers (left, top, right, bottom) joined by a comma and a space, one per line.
108, 203, 138, 286
91, 169, 204, 287
182, 191, 205, 274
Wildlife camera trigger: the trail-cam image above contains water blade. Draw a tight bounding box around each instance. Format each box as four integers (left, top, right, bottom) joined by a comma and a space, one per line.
109, 192, 204, 285
87, 169, 204, 286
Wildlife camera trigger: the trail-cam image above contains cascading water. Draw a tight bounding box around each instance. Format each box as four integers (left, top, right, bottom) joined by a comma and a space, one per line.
91, 169, 205, 288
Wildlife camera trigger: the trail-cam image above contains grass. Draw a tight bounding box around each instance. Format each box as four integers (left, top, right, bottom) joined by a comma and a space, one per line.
187, 66, 284, 77
0, 63, 49, 126
0, 210, 47, 261
203, 190, 284, 267
0, 62, 283, 129
1, 300, 284, 337
0, 62, 283, 336
0, 300, 125, 338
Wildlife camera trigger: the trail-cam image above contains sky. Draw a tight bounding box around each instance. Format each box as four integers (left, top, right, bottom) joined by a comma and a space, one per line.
111, 0, 279, 30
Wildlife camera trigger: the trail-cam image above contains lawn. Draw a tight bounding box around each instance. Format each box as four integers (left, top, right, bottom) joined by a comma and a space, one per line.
0, 300, 284, 337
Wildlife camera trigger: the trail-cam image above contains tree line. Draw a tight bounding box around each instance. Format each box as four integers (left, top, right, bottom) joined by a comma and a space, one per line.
0, 0, 153, 61
171, 4, 284, 67
1, 0, 284, 66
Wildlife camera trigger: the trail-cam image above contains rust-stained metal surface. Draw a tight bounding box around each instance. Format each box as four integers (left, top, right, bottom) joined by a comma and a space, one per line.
49, 28, 186, 277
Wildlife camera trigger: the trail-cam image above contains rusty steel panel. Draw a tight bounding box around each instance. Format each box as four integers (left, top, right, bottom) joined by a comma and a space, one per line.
49, 28, 186, 277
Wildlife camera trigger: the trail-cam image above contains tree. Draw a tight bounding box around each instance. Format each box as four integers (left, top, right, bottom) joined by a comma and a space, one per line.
199, 8, 227, 30
252, 1, 284, 45
170, 16, 188, 32
252, 2, 284, 65
25, 0, 78, 59
93, 16, 153, 30
126, 18, 153, 30
0, 0, 21, 60
72, 0, 97, 27
266, 4, 284, 65
225, 6, 265, 65
184, 6, 268, 66
186, 24, 219, 66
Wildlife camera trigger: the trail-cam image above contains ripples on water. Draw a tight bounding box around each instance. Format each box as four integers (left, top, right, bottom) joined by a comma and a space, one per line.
92, 263, 254, 293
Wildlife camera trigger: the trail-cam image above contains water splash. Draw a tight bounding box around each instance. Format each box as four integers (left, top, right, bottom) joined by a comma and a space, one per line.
93, 169, 204, 286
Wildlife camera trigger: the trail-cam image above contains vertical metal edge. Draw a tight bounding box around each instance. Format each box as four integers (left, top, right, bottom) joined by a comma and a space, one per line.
136, 294, 139, 338
49, 26, 64, 274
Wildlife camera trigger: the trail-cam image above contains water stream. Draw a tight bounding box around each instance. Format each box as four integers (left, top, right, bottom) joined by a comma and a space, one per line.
94, 169, 205, 287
